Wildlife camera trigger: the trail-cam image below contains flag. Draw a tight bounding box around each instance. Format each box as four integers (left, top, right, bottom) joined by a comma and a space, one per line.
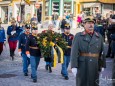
24, 0, 31, 5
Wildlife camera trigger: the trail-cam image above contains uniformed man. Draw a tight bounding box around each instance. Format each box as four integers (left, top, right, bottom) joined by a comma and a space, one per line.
61, 23, 74, 80
7, 18, 20, 60
18, 24, 31, 76
71, 18, 106, 86
26, 26, 41, 83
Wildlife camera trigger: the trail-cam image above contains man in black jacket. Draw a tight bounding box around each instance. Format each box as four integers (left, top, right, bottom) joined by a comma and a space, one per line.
26, 27, 41, 83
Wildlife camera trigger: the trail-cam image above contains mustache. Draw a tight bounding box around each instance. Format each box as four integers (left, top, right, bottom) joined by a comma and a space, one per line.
89, 25, 93, 28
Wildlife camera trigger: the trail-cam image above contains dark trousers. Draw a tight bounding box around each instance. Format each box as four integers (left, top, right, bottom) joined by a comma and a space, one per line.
0, 42, 4, 55
106, 39, 114, 58
112, 55, 115, 86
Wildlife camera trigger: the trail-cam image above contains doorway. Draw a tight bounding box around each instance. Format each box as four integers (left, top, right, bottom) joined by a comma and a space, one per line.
21, 5, 25, 22
37, 4, 42, 23
1, 6, 8, 24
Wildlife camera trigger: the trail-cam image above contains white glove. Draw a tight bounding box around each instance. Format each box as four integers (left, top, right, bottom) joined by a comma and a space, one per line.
101, 68, 104, 72
18, 52, 21, 56
71, 68, 77, 77
27, 54, 30, 58
11, 31, 16, 35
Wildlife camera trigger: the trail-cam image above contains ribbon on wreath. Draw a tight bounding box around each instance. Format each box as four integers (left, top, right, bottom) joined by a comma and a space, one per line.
56, 45, 64, 64
50, 41, 64, 67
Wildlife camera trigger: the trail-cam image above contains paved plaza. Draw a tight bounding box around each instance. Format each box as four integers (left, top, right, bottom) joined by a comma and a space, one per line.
0, 42, 113, 86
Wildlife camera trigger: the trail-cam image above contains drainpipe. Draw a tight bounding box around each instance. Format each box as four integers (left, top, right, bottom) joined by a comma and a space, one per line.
60, 0, 63, 17
71, 0, 74, 14
49, 0, 52, 16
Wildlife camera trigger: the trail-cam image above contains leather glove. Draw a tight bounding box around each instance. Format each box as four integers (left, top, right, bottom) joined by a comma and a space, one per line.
27, 54, 30, 58
101, 68, 104, 72
71, 68, 77, 77
18, 52, 21, 56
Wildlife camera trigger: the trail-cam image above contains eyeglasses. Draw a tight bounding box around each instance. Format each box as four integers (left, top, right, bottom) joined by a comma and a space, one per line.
26, 28, 30, 29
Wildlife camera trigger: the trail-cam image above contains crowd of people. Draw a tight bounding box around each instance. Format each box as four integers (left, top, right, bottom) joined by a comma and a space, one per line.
0, 10, 115, 86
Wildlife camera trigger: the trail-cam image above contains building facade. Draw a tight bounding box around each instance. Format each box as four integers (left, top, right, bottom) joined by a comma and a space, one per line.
0, 0, 41, 24
0, 0, 79, 24
79, 0, 115, 17
43, 0, 77, 20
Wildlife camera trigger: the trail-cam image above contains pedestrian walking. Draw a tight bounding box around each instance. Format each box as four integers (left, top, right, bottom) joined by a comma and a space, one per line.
18, 24, 31, 76
110, 33, 115, 86
71, 17, 106, 86
60, 16, 67, 33
106, 16, 115, 58
61, 23, 74, 80
94, 19, 104, 37
0, 18, 6, 55
26, 26, 41, 83
7, 18, 20, 60
52, 12, 58, 27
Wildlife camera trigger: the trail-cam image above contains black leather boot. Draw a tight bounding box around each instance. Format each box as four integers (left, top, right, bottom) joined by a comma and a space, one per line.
45, 65, 48, 70
33, 79, 37, 83
10, 49, 14, 61
49, 65, 52, 73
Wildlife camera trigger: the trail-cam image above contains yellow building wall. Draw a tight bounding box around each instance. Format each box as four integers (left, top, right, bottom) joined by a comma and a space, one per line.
80, 0, 115, 3
76, 0, 81, 15
99, 0, 115, 3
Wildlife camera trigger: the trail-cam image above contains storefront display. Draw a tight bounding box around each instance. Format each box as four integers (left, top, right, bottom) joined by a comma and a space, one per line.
63, 2, 71, 13
83, 8, 92, 16
1, 6, 8, 24
52, 1, 59, 14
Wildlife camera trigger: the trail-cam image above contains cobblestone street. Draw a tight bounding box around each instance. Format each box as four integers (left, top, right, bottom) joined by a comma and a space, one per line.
0, 41, 113, 86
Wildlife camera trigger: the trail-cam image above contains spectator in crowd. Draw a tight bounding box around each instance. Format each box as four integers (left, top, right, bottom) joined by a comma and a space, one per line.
0, 18, 6, 55
52, 12, 58, 27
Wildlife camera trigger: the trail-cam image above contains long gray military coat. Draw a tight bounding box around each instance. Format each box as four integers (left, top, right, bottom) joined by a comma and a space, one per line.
71, 31, 106, 86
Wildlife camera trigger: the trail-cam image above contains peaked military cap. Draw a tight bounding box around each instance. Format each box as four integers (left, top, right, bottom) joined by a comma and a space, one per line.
64, 23, 70, 29
25, 24, 31, 29
32, 25, 38, 30
84, 17, 95, 23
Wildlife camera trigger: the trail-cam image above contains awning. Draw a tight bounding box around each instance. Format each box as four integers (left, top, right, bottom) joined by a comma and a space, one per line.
80, 0, 115, 4
83, 3, 101, 8
80, 0, 99, 3
99, 0, 115, 4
